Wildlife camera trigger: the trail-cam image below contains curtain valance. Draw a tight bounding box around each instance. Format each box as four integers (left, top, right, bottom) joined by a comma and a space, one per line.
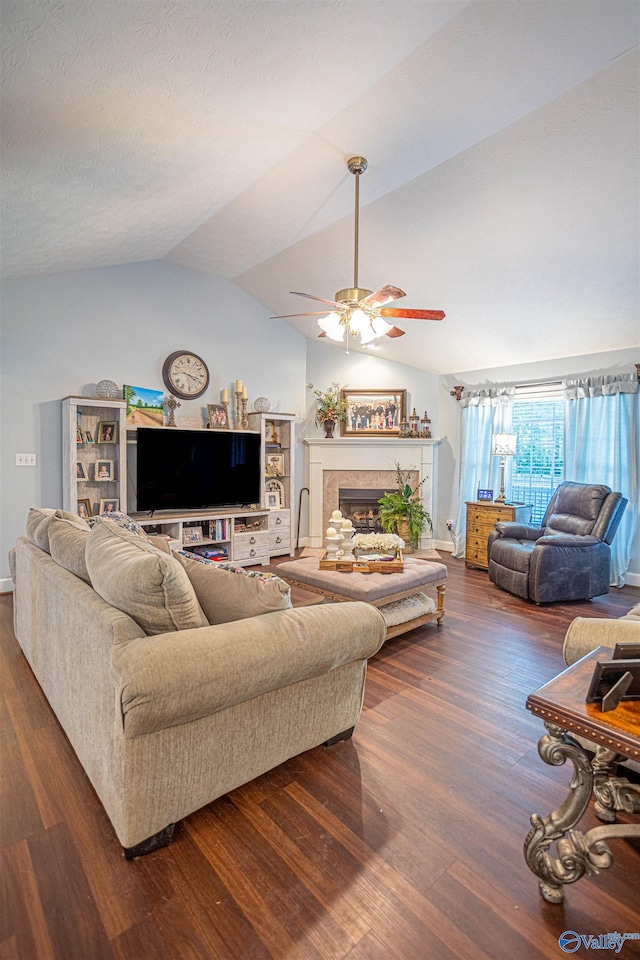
563, 373, 638, 400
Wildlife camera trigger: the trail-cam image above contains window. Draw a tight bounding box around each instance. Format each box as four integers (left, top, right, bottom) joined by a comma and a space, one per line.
511, 393, 564, 524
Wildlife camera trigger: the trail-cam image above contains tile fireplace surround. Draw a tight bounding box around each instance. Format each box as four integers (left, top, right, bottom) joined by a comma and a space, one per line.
304, 437, 439, 550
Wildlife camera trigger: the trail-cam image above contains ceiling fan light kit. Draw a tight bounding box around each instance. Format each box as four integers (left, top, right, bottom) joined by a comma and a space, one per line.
271, 156, 445, 348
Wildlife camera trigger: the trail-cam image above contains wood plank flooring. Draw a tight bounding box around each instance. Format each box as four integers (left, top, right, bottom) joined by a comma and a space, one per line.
2, 555, 640, 959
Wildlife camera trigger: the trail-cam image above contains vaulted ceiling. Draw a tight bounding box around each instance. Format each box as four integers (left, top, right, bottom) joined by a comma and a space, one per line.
1, 1, 638, 374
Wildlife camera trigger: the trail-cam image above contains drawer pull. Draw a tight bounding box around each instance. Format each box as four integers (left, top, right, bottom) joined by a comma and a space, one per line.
276, 517, 282, 525
249, 536, 256, 544
275, 537, 281, 544
250, 549, 256, 557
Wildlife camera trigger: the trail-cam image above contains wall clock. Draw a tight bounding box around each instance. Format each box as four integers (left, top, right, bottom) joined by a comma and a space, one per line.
162, 351, 210, 400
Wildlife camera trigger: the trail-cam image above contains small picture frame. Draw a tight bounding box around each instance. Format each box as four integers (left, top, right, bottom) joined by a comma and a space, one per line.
95, 459, 114, 481
477, 488, 494, 501
207, 404, 229, 429
97, 421, 118, 443
183, 525, 204, 544
76, 462, 87, 481
84, 430, 94, 444
77, 498, 92, 519
76, 426, 83, 444
586, 659, 640, 706
266, 453, 285, 477
266, 490, 282, 510
99, 498, 119, 515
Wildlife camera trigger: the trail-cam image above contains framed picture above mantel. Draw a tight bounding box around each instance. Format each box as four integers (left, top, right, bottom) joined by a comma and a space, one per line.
340, 389, 407, 436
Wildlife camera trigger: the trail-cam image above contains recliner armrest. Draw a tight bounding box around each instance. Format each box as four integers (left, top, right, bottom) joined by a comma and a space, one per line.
535, 534, 600, 548
493, 522, 543, 540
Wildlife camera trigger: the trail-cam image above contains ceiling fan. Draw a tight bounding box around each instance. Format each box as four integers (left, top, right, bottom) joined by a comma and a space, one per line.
270, 156, 445, 345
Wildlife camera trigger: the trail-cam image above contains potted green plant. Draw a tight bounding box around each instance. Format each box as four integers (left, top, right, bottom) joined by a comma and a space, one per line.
307, 383, 349, 438
378, 462, 432, 552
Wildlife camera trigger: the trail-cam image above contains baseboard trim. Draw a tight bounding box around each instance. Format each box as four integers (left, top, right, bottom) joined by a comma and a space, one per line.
0, 578, 14, 594
433, 540, 453, 554
625, 571, 640, 588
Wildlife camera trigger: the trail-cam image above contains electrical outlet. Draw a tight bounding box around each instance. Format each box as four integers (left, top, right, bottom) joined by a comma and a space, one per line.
16, 453, 36, 466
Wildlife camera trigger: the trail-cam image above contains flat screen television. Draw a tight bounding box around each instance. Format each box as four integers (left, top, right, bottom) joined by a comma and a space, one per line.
135, 427, 262, 512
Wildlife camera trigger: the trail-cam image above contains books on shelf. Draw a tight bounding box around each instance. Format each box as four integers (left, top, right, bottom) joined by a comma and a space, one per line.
208, 517, 231, 542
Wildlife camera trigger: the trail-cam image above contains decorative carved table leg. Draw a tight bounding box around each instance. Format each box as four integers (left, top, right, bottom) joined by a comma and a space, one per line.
436, 584, 445, 625
593, 746, 640, 822
524, 722, 612, 903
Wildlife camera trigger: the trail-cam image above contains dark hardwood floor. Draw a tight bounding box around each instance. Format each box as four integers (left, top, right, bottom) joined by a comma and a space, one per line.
2, 555, 640, 960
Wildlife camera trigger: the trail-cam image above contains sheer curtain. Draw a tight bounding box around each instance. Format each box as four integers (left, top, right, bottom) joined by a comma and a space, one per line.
564, 374, 639, 586
452, 388, 514, 558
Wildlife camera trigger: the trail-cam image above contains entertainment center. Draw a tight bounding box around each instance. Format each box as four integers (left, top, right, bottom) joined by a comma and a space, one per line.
62, 398, 295, 566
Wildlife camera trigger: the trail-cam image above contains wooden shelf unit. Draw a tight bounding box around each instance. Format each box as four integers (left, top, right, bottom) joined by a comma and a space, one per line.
465, 500, 532, 570
62, 396, 127, 519
247, 412, 295, 557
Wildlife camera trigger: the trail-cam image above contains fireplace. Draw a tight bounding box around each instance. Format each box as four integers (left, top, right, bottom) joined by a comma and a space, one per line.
339, 488, 386, 533
304, 436, 438, 550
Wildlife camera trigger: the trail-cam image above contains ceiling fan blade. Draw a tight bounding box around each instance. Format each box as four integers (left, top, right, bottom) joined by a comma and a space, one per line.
385, 326, 405, 338
270, 311, 334, 319
290, 291, 344, 309
318, 331, 327, 338
379, 307, 445, 321
361, 285, 405, 306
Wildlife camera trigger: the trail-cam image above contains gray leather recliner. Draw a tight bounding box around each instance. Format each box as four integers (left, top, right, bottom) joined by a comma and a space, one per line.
487, 481, 627, 603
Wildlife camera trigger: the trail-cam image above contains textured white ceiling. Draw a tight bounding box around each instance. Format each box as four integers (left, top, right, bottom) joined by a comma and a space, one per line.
1, 1, 638, 373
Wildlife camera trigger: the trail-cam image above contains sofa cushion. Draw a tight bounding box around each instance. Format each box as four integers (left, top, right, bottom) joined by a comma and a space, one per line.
26, 507, 87, 553
86, 518, 208, 635
174, 551, 291, 625
48, 512, 91, 584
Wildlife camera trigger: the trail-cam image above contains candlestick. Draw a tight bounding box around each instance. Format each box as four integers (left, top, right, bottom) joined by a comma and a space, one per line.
235, 379, 243, 394
235, 390, 242, 430
221, 388, 229, 402
221, 399, 230, 426
240, 396, 248, 429
241, 386, 247, 399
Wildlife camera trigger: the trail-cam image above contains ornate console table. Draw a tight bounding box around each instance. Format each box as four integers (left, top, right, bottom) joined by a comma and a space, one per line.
524, 647, 640, 903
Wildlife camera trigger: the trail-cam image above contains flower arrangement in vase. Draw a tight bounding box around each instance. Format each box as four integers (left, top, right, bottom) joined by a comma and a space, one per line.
308, 383, 348, 438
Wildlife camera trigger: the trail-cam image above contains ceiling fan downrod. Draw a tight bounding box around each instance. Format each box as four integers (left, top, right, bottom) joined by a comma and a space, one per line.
335, 157, 372, 304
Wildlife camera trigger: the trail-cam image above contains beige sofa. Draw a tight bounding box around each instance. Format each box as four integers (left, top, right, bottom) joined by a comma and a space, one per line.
10, 509, 385, 857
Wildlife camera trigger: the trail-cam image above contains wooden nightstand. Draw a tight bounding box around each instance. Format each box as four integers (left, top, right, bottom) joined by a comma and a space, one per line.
465, 501, 532, 570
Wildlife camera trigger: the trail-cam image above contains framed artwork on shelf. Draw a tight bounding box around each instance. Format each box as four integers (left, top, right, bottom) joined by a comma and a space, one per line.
265, 478, 285, 507
124, 385, 164, 426
77, 499, 92, 519
266, 490, 282, 510
340, 389, 407, 436
76, 426, 83, 443
183, 526, 204, 544
95, 460, 114, 481
99, 498, 119, 515
207, 404, 229, 429
76, 462, 87, 481
266, 453, 285, 477
97, 421, 118, 443
84, 430, 94, 444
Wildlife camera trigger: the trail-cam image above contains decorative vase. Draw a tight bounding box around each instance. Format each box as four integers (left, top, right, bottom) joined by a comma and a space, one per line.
396, 518, 414, 554
323, 419, 337, 438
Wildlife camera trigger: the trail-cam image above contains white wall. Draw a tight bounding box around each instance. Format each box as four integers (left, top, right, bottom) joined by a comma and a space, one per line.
437, 347, 640, 579
0, 260, 306, 586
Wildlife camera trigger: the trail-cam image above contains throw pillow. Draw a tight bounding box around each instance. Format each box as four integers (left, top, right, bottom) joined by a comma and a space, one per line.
48, 512, 92, 583
26, 507, 90, 553
86, 517, 208, 635
174, 551, 292, 625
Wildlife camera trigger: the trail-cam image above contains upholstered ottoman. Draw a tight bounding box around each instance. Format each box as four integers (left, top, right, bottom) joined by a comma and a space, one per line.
276, 556, 447, 640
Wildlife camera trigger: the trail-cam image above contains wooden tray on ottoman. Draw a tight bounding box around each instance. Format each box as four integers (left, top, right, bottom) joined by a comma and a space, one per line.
319, 551, 404, 574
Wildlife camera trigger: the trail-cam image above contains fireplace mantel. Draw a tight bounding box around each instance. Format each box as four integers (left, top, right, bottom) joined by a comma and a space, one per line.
304, 437, 440, 549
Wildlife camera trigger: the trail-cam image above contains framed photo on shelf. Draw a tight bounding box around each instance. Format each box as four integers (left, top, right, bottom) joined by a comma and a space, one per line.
76, 426, 83, 443
183, 526, 204, 544
95, 459, 114, 481
207, 404, 229, 429
77, 499, 92, 519
340, 389, 407, 436
76, 462, 87, 481
265, 453, 285, 477
266, 490, 282, 510
99, 498, 119, 515
84, 430, 94, 444
97, 421, 118, 443
265, 478, 285, 509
